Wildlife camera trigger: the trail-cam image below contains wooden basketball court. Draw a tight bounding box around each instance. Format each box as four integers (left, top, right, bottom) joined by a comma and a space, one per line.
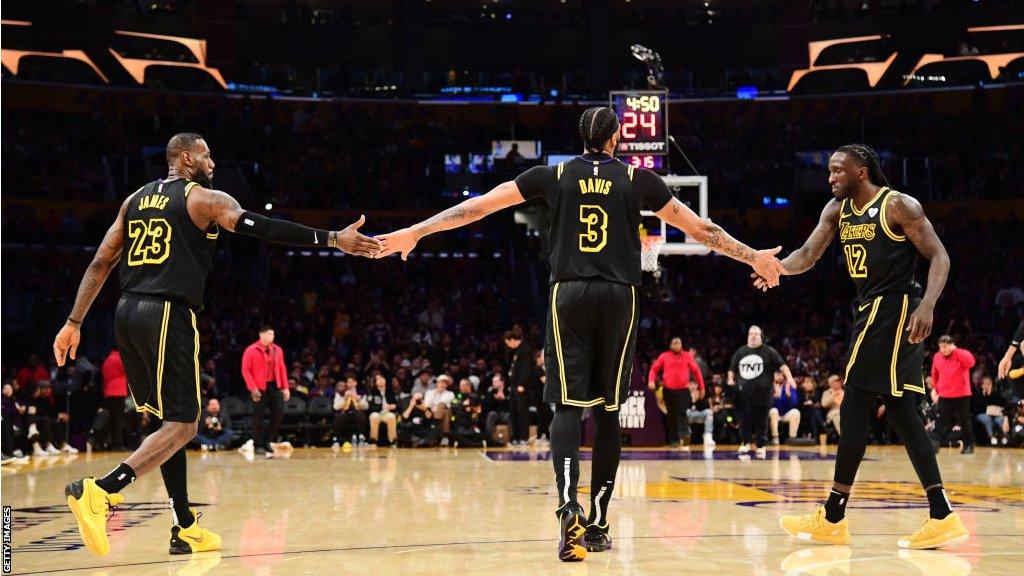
2, 445, 1021, 575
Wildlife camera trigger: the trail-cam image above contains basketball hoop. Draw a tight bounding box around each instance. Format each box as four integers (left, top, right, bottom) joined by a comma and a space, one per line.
641, 235, 664, 275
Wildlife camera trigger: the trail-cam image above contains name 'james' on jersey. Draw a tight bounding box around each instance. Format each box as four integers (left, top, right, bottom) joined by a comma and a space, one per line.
514, 154, 673, 287
838, 186, 919, 302
118, 178, 219, 309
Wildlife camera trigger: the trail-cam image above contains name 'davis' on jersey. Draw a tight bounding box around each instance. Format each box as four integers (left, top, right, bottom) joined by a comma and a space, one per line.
738, 354, 765, 380
578, 178, 613, 195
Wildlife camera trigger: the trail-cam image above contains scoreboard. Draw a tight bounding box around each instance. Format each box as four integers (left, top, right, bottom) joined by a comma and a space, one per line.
610, 90, 668, 157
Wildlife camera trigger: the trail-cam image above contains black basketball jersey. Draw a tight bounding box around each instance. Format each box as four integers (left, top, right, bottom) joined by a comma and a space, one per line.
837, 187, 919, 302
515, 153, 673, 286
118, 178, 219, 309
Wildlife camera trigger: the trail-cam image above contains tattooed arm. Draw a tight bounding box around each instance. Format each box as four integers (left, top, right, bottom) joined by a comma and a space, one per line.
54, 196, 131, 366
376, 180, 526, 260
886, 191, 949, 344
186, 185, 380, 256
655, 197, 785, 286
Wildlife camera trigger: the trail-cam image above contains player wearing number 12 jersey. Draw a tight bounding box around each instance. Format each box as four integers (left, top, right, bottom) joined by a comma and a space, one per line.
760, 144, 969, 550
52, 133, 380, 558
376, 107, 784, 562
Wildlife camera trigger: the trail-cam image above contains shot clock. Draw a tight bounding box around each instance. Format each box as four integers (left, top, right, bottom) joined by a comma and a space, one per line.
609, 90, 668, 156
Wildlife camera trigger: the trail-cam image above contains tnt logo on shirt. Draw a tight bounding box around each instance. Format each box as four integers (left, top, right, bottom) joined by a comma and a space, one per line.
738, 354, 765, 380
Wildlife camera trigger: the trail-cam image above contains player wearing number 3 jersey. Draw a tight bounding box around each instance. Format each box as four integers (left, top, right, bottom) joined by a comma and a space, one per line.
52, 133, 381, 558
757, 144, 968, 550
375, 107, 784, 562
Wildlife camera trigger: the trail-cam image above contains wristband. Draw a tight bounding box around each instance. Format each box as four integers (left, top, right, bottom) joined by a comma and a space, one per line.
67, 317, 82, 326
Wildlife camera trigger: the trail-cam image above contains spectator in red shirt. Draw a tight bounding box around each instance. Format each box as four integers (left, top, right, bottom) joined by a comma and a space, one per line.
101, 348, 128, 451
648, 337, 705, 448
240, 326, 290, 457
930, 335, 977, 454
16, 355, 49, 395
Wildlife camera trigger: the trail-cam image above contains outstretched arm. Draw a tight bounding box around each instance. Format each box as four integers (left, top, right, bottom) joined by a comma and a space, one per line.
186, 185, 381, 256
53, 196, 131, 366
752, 199, 840, 290
888, 192, 949, 344
375, 180, 526, 260
654, 197, 786, 287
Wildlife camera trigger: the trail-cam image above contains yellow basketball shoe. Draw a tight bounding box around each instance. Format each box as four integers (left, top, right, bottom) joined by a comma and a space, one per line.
64, 477, 125, 556
897, 513, 969, 550
779, 506, 851, 545
170, 509, 222, 554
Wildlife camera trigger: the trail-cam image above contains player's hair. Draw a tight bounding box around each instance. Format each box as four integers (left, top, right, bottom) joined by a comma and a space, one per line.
259, 325, 274, 333
166, 132, 205, 164
938, 334, 954, 344
579, 107, 620, 153
835, 143, 890, 187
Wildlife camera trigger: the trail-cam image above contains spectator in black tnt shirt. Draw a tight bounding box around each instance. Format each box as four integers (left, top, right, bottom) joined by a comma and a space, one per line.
728, 325, 795, 457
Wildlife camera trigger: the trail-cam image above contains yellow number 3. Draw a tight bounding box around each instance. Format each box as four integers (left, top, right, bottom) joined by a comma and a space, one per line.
843, 243, 868, 278
579, 205, 608, 253
127, 218, 173, 266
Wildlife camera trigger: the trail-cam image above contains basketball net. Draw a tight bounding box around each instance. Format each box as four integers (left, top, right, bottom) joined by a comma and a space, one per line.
640, 230, 664, 274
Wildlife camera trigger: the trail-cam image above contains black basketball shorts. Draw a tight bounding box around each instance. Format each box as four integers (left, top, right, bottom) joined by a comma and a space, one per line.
114, 294, 201, 422
543, 279, 638, 411
844, 293, 926, 397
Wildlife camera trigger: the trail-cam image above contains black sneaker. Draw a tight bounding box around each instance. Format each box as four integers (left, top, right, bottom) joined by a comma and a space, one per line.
960, 443, 974, 454
584, 523, 612, 552
555, 503, 587, 562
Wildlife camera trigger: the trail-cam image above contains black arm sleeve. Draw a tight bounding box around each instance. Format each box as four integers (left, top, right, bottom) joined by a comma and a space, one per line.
768, 346, 787, 370
234, 211, 332, 247
1012, 321, 1024, 348
633, 168, 674, 212
514, 166, 558, 204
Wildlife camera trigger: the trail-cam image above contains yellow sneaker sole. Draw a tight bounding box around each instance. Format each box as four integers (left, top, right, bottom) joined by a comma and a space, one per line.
779, 517, 851, 545
898, 532, 969, 550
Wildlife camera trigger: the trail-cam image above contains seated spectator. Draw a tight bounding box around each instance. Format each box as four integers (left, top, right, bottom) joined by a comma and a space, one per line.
769, 378, 801, 444
200, 359, 220, 399
333, 378, 369, 447
1011, 400, 1024, 447
26, 381, 77, 456
288, 376, 309, 402
797, 376, 826, 439
822, 375, 844, 435
451, 378, 485, 447
399, 392, 441, 447
974, 376, 1008, 445
483, 374, 512, 445
195, 398, 235, 450
685, 380, 715, 447
411, 369, 432, 397
710, 379, 739, 444
424, 374, 455, 445
2, 382, 26, 460
366, 374, 398, 446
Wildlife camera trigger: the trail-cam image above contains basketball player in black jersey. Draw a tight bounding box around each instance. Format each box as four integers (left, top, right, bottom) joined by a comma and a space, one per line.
755, 144, 969, 549
376, 107, 785, 561
52, 133, 381, 557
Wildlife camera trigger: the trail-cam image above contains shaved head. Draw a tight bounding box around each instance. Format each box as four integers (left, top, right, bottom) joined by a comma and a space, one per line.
166, 132, 205, 164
